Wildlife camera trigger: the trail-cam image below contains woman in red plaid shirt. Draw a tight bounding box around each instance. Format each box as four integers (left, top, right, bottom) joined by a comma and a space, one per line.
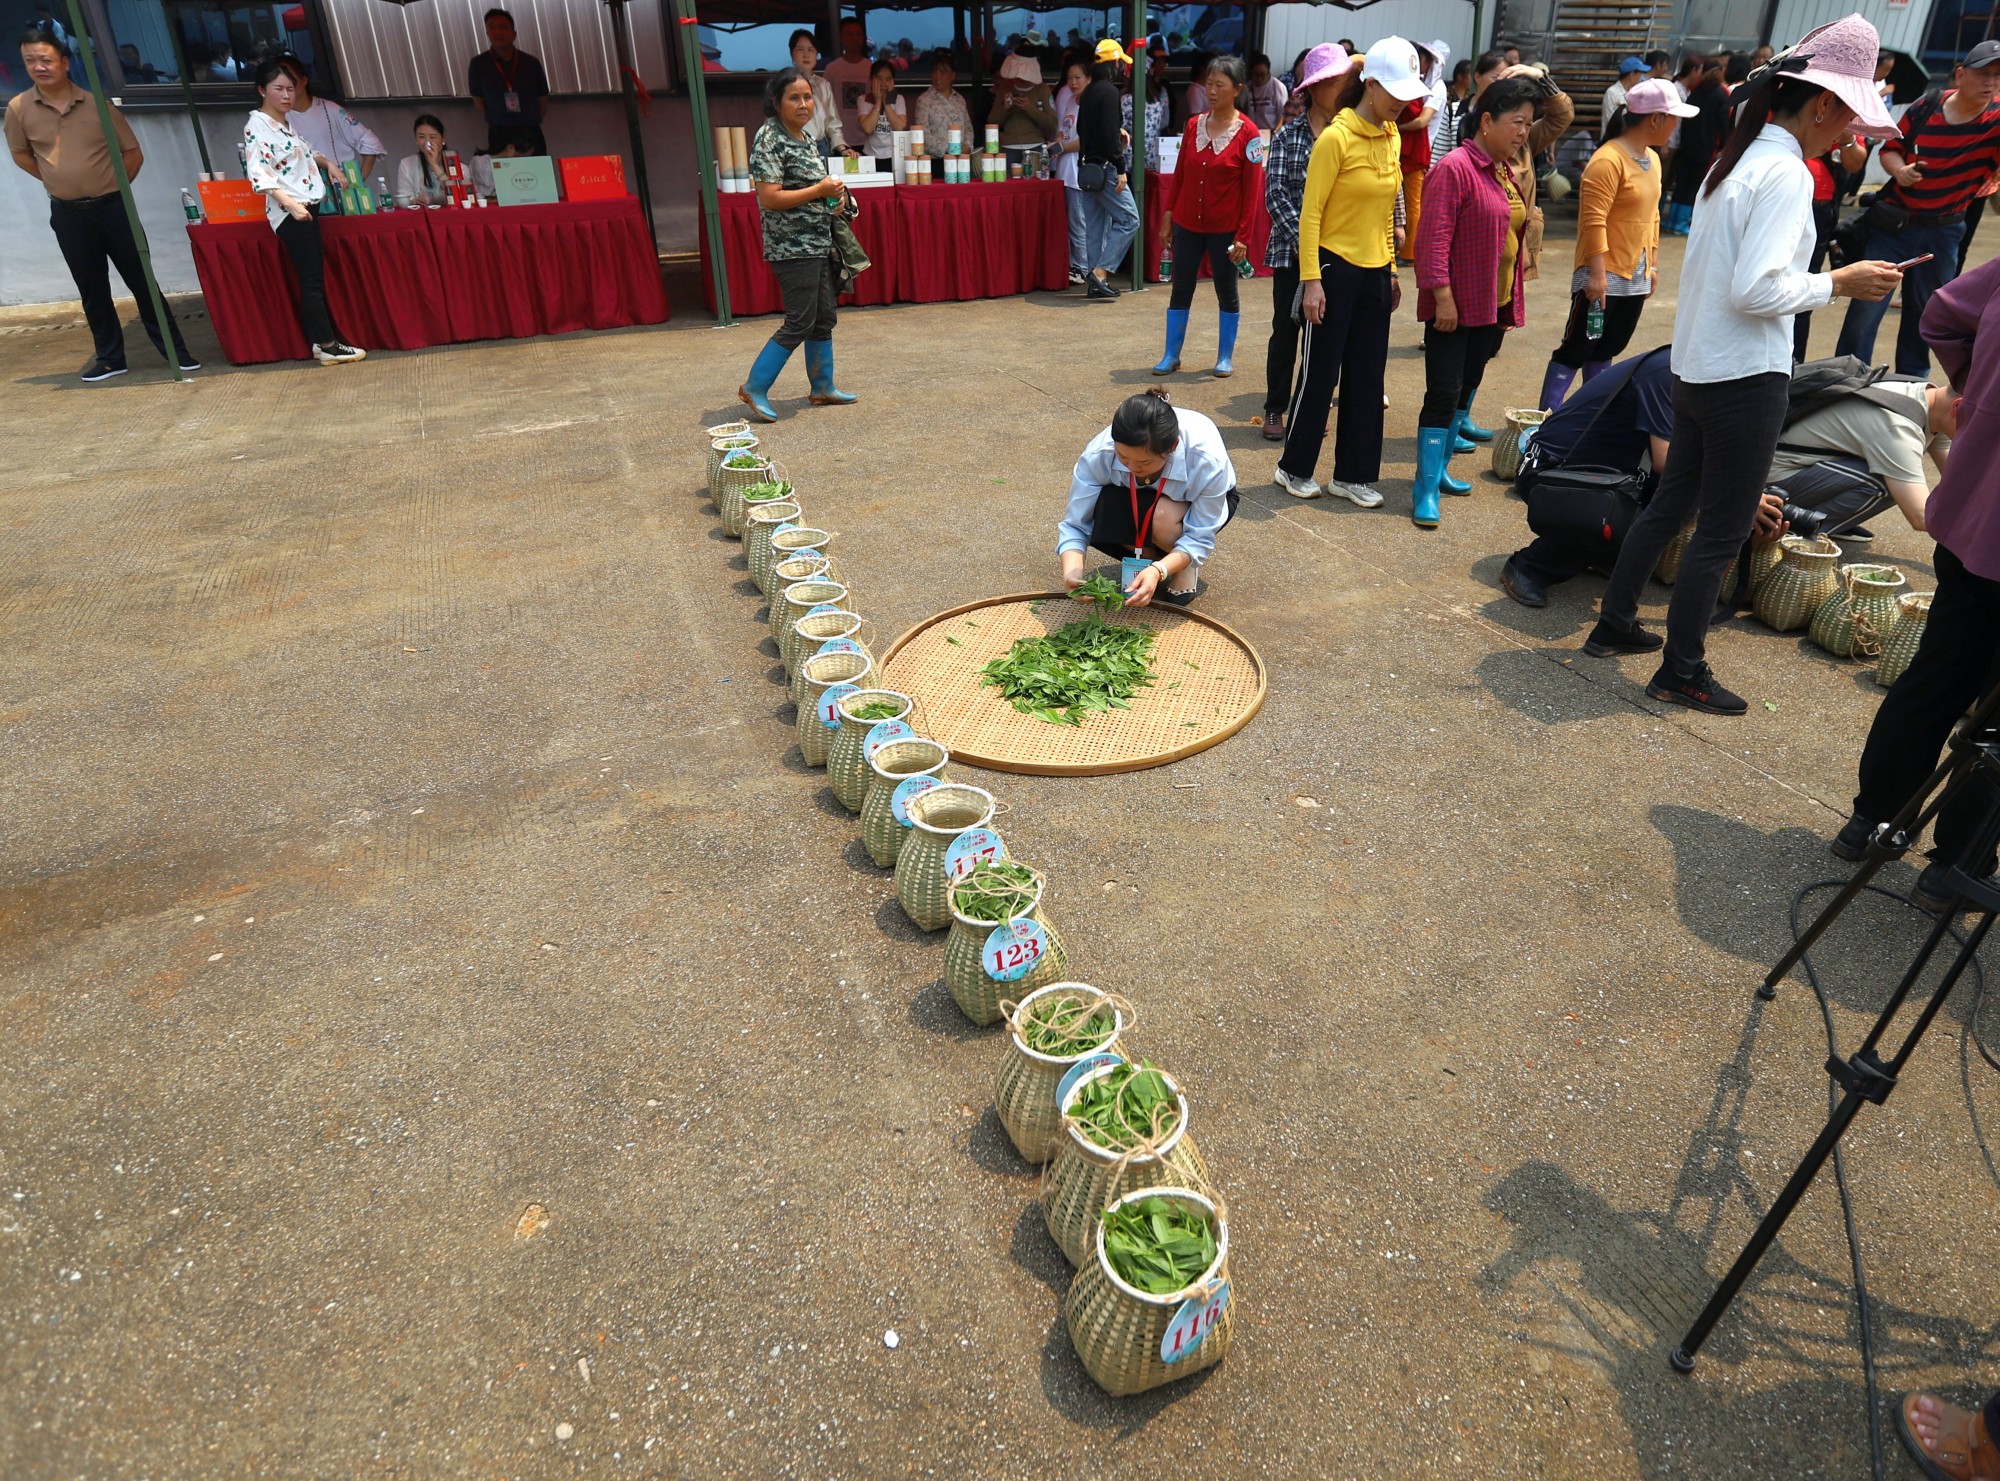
1408, 77, 1541, 530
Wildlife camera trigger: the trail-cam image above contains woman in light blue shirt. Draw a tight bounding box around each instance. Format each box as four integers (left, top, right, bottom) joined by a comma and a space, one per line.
1057, 388, 1240, 607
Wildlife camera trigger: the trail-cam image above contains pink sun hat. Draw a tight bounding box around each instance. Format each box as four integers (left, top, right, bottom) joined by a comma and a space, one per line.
1296, 42, 1353, 91
1776, 13, 1900, 138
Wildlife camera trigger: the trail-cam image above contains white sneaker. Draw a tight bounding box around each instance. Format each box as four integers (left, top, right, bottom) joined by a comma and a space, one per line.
1328, 480, 1385, 508
1273, 466, 1321, 499
313, 341, 367, 364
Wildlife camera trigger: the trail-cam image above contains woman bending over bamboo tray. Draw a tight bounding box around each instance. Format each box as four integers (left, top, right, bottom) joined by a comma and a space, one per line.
1056, 388, 1241, 608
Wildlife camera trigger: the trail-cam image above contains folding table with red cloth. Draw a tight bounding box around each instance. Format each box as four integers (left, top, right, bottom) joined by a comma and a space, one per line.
700, 187, 903, 316
893, 179, 1069, 302
1142, 169, 1273, 284
425, 197, 669, 341
187, 211, 450, 365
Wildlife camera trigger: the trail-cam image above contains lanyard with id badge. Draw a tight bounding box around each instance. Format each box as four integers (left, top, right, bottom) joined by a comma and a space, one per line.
495, 52, 522, 114
1119, 470, 1160, 596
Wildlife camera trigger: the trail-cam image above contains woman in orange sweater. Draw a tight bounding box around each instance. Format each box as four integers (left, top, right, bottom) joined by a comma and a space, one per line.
1539, 78, 1695, 407
1152, 55, 1265, 378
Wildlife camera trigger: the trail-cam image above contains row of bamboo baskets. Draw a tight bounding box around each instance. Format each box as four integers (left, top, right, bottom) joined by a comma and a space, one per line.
703, 422, 1233, 1396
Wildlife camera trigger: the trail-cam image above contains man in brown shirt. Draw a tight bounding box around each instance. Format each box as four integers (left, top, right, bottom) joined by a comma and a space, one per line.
6, 26, 197, 381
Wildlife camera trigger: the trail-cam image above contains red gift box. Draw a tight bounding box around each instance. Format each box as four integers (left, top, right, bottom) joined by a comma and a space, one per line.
198, 178, 263, 221
558, 155, 628, 202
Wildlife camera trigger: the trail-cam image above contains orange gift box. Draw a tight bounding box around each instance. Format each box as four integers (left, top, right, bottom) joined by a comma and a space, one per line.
198, 178, 263, 221
558, 155, 628, 201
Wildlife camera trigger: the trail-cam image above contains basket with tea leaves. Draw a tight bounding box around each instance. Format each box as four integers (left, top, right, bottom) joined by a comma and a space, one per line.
993, 984, 1127, 1164
942, 860, 1068, 1026
1065, 1186, 1234, 1396
1043, 1061, 1208, 1266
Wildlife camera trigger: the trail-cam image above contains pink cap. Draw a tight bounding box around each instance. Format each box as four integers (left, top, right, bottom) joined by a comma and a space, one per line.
1783, 13, 1900, 139
1624, 78, 1698, 118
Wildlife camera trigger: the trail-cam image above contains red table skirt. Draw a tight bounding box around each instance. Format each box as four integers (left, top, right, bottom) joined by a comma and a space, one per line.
701, 188, 903, 317
704, 179, 1068, 318
187, 197, 666, 365
1142, 170, 1273, 284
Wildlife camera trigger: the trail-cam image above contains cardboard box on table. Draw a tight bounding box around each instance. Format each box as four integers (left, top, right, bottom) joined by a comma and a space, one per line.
493, 156, 562, 206
558, 155, 628, 201
197, 178, 262, 221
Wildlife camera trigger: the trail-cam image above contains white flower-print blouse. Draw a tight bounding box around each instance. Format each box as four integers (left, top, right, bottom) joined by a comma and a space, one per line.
243, 109, 325, 230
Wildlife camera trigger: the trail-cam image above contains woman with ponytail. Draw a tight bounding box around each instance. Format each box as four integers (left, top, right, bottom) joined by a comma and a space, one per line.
1585, 15, 1906, 715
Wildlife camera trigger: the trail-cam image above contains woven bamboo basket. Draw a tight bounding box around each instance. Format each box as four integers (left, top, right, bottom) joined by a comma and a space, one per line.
1043, 1062, 1208, 1267
717, 458, 778, 537
735, 480, 796, 543
1752, 533, 1843, 632
705, 420, 751, 442
1874, 591, 1932, 687
706, 433, 757, 500
762, 526, 833, 597
894, 783, 998, 931
1744, 537, 1785, 602
860, 737, 949, 868
1654, 522, 1696, 585
770, 579, 847, 650
1065, 1187, 1234, 1397
1810, 563, 1906, 660
942, 866, 1069, 1026
995, 984, 1127, 1163
769, 555, 832, 598
744, 502, 803, 593
788, 614, 872, 706
795, 651, 875, 766
829, 689, 912, 812
1492, 408, 1545, 483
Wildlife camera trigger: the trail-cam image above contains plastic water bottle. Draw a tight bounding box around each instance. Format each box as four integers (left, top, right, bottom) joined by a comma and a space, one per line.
376, 174, 394, 211
181, 188, 202, 222
1586, 299, 1605, 339
1159, 240, 1173, 282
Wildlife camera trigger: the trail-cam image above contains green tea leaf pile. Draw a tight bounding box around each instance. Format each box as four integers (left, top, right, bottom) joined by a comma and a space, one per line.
1067, 1062, 1178, 1152
741, 479, 792, 500
1019, 990, 1115, 1056
845, 698, 903, 721
1101, 1195, 1219, 1296
1071, 572, 1128, 610
951, 859, 1040, 923
978, 599, 1155, 727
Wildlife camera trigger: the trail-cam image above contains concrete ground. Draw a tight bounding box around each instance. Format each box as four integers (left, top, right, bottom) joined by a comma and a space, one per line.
5, 218, 2000, 1481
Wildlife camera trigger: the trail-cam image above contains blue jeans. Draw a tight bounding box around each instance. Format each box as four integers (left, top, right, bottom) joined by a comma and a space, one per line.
1064, 185, 1087, 273
1833, 217, 1966, 375
1076, 179, 1138, 275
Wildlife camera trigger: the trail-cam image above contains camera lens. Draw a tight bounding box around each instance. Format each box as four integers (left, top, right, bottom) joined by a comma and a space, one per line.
1783, 503, 1826, 538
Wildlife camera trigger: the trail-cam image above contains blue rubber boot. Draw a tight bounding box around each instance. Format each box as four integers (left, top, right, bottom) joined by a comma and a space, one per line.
1212, 310, 1240, 377
1152, 308, 1189, 375
1540, 361, 1577, 410
1439, 443, 1472, 495
738, 337, 796, 422
803, 339, 857, 405
1457, 390, 1496, 441
1450, 422, 1476, 454
1413, 426, 1450, 529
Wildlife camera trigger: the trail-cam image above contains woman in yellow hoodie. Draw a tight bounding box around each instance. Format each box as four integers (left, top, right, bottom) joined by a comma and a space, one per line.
1539, 78, 1696, 407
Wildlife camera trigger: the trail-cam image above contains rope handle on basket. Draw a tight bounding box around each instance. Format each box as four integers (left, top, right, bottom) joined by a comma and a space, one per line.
1035, 1050, 1187, 1199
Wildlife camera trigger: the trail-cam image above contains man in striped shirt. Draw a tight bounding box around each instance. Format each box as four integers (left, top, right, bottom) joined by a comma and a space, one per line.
1836, 40, 2000, 375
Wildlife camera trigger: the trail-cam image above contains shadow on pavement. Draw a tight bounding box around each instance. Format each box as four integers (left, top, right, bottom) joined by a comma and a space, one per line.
1475, 646, 1635, 725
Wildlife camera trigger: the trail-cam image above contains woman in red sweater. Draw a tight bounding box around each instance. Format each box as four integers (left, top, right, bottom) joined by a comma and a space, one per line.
1153, 55, 1266, 378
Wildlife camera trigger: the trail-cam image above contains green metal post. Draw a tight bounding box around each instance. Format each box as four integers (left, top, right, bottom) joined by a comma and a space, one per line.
1471, 0, 1487, 59
1128, 0, 1145, 292
671, 0, 732, 325
62, 0, 183, 383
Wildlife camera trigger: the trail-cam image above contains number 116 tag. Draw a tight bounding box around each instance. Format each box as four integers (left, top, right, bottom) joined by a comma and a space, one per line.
1161, 1281, 1229, 1363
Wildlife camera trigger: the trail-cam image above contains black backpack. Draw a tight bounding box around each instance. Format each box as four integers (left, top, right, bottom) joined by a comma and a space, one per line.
1778, 358, 1930, 454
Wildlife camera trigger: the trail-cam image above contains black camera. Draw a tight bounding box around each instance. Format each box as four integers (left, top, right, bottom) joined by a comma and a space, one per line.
1782, 502, 1827, 538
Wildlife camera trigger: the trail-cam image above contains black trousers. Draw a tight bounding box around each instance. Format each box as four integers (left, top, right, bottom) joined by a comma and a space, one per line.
1279, 250, 1390, 486
1549, 292, 1647, 370
49, 195, 189, 370
770, 255, 838, 349
1600, 372, 1791, 675
1169, 224, 1240, 313
1263, 262, 1300, 416
276, 213, 341, 346
1419, 319, 1505, 428
1792, 202, 1839, 363
1959, 193, 1988, 277
1854, 543, 2000, 874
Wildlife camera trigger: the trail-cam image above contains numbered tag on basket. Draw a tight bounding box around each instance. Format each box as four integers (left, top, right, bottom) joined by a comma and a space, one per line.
817, 682, 859, 729
1161, 1281, 1229, 1364
1120, 555, 1152, 594
864, 719, 914, 762
944, 828, 1005, 881
774, 520, 799, 536
890, 774, 937, 826
806, 602, 843, 620
815, 637, 864, 661
1055, 1050, 1123, 1107
982, 919, 1047, 982
790, 548, 823, 562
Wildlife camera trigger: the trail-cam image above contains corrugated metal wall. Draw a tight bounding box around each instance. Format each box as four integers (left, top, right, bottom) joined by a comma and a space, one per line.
1768, 0, 1934, 54
1262, 2, 1481, 73
320, 0, 672, 100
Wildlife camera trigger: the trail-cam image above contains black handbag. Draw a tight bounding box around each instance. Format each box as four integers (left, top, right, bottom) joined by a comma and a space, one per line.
1077, 158, 1116, 192
1521, 349, 1662, 556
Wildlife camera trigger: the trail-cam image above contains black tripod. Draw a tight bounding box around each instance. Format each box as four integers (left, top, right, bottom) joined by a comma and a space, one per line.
1670, 683, 2000, 1374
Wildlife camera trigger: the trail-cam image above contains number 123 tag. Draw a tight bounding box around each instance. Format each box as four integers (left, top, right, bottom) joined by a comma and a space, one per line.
982, 919, 1047, 982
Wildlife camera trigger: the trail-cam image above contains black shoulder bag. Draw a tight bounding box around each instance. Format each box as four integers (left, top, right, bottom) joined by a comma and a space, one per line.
1521, 348, 1664, 558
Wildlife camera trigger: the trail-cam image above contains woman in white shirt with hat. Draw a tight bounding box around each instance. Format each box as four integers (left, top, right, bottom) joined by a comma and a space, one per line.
1584, 14, 1905, 715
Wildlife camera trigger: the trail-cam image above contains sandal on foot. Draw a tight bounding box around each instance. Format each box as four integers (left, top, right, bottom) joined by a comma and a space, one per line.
1898, 1392, 2000, 1481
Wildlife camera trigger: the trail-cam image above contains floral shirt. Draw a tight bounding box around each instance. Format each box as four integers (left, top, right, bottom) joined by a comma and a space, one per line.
243, 109, 325, 230
1122, 91, 1168, 172
911, 87, 972, 155
749, 119, 834, 262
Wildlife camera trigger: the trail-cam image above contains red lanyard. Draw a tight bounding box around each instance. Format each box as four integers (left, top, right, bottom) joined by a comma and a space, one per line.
493, 51, 518, 91
1128, 470, 1158, 555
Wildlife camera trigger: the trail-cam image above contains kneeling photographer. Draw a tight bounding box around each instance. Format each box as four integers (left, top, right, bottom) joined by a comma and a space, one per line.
1502, 352, 1953, 609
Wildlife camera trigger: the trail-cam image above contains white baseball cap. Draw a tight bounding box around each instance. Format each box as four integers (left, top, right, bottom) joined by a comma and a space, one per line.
1623, 78, 1698, 118
1362, 36, 1431, 103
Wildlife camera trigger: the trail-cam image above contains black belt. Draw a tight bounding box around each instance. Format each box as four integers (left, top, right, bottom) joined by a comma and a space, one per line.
1907, 208, 1967, 226
52, 192, 119, 208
